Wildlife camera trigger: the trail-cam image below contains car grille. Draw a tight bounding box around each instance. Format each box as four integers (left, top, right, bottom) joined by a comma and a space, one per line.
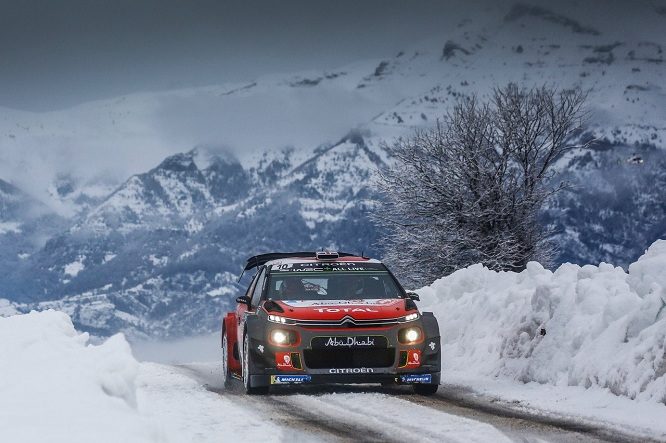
303, 348, 395, 369
287, 317, 401, 327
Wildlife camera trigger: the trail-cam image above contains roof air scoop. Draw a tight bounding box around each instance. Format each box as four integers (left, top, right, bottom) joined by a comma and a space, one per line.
316, 251, 339, 261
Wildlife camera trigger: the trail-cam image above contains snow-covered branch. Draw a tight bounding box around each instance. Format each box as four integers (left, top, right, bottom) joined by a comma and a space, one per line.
373, 84, 588, 286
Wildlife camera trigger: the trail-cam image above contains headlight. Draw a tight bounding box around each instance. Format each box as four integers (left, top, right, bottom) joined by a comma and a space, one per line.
269, 329, 299, 346
268, 315, 288, 324
398, 312, 419, 322
398, 327, 423, 344
404, 313, 419, 322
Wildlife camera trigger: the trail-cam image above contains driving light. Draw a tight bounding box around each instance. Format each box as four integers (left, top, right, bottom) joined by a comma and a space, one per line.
398, 327, 423, 344
271, 330, 288, 344
405, 313, 419, 321
269, 329, 299, 346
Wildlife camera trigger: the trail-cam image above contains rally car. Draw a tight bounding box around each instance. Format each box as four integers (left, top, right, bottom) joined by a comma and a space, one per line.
220, 251, 441, 395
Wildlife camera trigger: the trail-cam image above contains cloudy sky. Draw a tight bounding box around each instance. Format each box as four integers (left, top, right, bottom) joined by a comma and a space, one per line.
0, 0, 663, 214
1, 0, 489, 111
2, 0, 662, 111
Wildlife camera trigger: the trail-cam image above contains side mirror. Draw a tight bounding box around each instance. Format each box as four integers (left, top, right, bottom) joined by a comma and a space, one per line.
236, 295, 251, 306
406, 292, 420, 301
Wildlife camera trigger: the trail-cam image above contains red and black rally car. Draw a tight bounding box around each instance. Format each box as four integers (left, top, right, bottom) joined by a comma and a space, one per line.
221, 251, 441, 395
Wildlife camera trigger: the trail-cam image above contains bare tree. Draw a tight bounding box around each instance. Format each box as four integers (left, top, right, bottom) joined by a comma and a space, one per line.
373, 84, 588, 286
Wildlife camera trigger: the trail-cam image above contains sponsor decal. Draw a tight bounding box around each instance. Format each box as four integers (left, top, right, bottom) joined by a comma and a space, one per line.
400, 350, 422, 369
325, 336, 375, 347
311, 336, 387, 349
257, 344, 265, 353
270, 375, 311, 384
428, 342, 436, 351
372, 299, 399, 305
328, 367, 375, 374
281, 299, 398, 307
276, 352, 294, 369
400, 374, 432, 384
272, 262, 386, 273
314, 307, 379, 313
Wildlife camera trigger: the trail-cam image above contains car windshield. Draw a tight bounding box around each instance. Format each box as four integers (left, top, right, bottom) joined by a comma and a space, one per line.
266, 262, 403, 301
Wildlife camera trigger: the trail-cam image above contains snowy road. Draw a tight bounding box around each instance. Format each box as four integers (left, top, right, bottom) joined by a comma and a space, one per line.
168, 363, 654, 443
7, 309, 665, 443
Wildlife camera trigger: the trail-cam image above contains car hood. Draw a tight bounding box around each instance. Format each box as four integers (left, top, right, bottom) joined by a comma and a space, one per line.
273, 299, 409, 321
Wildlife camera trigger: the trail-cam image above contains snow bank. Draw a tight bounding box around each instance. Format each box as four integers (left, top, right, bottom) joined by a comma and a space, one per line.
0, 310, 161, 443
0, 311, 289, 442
419, 239, 666, 404
0, 298, 19, 316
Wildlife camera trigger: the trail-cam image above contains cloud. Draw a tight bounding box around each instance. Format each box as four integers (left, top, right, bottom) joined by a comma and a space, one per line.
0, 67, 401, 212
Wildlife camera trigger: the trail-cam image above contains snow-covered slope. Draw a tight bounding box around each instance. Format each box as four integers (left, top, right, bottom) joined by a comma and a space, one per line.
0, 179, 67, 298
0, 310, 288, 443
0, 310, 156, 442
545, 141, 666, 266
418, 239, 666, 404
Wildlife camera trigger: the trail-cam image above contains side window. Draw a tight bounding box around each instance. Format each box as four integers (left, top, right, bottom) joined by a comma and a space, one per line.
250, 267, 266, 307
245, 272, 259, 298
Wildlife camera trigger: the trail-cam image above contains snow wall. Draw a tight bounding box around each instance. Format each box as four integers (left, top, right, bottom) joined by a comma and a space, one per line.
0, 310, 160, 442
419, 239, 666, 404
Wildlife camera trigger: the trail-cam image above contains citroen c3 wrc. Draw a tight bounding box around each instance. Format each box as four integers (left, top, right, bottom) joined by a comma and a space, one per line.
220, 251, 441, 395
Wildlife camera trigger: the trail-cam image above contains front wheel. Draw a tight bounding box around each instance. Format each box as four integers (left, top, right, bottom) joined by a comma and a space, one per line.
413, 384, 439, 396
242, 334, 269, 395
221, 329, 231, 389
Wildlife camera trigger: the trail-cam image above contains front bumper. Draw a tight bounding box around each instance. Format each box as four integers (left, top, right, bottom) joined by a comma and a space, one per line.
244, 313, 441, 388
252, 371, 441, 387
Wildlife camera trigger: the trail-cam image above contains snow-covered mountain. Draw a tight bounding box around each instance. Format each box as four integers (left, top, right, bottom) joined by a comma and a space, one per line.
3, 1, 664, 212
1, 1, 665, 336
546, 141, 666, 266
0, 180, 67, 298
4, 137, 384, 337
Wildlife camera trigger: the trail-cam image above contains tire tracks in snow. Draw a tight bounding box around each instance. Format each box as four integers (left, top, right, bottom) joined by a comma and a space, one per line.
396, 384, 662, 443
179, 364, 510, 442
273, 387, 513, 443
176, 364, 656, 443
207, 385, 395, 442
178, 364, 392, 442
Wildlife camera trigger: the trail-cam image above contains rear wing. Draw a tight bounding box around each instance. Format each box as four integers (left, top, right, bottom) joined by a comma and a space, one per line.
238, 251, 359, 282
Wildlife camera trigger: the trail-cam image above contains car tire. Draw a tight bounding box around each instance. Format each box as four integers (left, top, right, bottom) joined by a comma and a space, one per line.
242, 333, 269, 395
221, 329, 231, 389
413, 384, 439, 396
